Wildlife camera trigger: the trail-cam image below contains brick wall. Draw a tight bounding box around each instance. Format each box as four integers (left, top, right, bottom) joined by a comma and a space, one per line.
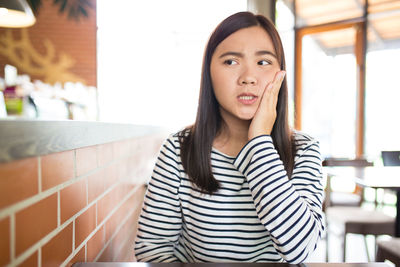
0, 134, 165, 266
0, 0, 97, 86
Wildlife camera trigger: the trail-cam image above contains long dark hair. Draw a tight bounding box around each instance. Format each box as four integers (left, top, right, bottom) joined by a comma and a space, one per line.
179, 11, 295, 194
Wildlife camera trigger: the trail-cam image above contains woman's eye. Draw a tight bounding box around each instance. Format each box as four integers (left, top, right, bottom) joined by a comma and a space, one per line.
258, 60, 271, 66
223, 59, 237, 65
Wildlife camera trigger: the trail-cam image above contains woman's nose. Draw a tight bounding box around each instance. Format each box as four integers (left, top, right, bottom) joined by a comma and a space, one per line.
238, 67, 257, 85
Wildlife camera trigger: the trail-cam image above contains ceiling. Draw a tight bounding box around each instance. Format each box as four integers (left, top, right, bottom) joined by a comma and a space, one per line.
285, 0, 400, 54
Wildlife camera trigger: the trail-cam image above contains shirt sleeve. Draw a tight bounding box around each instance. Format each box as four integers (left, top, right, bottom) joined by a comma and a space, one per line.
233, 135, 324, 263
134, 136, 182, 262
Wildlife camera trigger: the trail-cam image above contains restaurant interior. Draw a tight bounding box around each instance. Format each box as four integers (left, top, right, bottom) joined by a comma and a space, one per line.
0, 0, 399, 266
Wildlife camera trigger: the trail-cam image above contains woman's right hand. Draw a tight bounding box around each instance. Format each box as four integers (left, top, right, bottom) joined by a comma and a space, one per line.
248, 70, 286, 140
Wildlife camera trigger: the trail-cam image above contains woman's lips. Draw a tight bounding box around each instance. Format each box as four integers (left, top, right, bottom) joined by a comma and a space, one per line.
237, 93, 258, 105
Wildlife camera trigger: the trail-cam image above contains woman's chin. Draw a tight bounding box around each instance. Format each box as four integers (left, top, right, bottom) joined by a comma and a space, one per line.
238, 112, 256, 121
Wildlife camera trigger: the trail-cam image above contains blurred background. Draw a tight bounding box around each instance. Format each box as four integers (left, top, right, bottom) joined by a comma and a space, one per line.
0, 0, 400, 264
1, 0, 399, 162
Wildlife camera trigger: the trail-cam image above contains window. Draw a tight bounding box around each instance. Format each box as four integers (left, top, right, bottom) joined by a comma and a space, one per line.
280, 0, 400, 159
365, 9, 400, 160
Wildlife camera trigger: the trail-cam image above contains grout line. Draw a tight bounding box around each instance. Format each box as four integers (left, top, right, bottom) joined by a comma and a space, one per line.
11, 211, 76, 267
38, 157, 42, 193
96, 145, 100, 168
5, 158, 148, 265
86, 177, 89, 206
114, 205, 141, 261
57, 191, 61, 227
95, 202, 98, 227
63, 185, 142, 265
93, 199, 139, 263
22, 182, 122, 267
73, 149, 77, 178
1, 147, 147, 220
38, 247, 41, 267
72, 220, 75, 252
0, 164, 109, 221
10, 214, 15, 262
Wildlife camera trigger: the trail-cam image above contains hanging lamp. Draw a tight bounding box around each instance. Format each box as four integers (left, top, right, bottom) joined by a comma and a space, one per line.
0, 0, 36, 28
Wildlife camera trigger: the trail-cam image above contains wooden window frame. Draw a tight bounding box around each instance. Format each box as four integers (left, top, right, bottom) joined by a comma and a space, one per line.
294, 14, 367, 158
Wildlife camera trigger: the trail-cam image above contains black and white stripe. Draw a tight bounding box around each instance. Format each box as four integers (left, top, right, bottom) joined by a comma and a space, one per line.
135, 131, 324, 263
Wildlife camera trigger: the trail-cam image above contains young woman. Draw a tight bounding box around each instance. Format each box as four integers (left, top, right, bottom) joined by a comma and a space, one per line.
135, 11, 324, 263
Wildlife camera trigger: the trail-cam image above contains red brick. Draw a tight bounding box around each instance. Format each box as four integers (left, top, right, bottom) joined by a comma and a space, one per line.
97, 186, 121, 224
97, 143, 113, 166
107, 186, 146, 261
116, 159, 129, 181
0, 158, 38, 209
126, 155, 140, 181
88, 169, 105, 203
105, 202, 126, 242
0, 217, 10, 266
76, 146, 98, 177
18, 251, 38, 267
75, 204, 96, 248
41, 150, 74, 191
42, 223, 73, 267
103, 164, 117, 190
87, 226, 105, 261
112, 221, 131, 258
105, 185, 146, 242
97, 239, 114, 262
15, 194, 58, 256
130, 199, 147, 261
113, 204, 143, 262
113, 140, 131, 159
116, 232, 136, 262
60, 179, 87, 224
67, 246, 85, 267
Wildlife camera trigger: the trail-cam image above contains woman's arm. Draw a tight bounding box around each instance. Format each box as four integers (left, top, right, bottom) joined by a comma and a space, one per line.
135, 136, 182, 262
233, 134, 324, 263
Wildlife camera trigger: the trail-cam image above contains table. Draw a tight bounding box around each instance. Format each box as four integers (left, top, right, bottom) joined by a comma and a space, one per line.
72, 263, 390, 267
325, 166, 400, 237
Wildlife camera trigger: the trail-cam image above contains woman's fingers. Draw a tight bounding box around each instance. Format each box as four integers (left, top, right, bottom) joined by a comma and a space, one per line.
264, 70, 285, 108
271, 70, 286, 96
248, 70, 286, 139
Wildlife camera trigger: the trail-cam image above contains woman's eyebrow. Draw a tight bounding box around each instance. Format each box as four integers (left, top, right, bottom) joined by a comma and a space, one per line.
255, 50, 277, 58
219, 51, 243, 58
219, 50, 277, 58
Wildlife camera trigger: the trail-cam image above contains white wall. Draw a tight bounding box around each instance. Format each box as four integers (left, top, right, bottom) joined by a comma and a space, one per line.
97, 0, 247, 131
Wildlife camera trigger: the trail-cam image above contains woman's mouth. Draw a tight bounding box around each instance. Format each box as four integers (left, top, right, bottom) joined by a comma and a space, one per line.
237, 94, 258, 105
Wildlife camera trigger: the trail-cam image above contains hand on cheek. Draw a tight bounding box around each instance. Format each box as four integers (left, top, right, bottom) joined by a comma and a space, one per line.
248, 70, 286, 140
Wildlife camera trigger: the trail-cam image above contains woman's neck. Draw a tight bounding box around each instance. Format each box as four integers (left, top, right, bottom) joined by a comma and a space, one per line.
213, 111, 251, 157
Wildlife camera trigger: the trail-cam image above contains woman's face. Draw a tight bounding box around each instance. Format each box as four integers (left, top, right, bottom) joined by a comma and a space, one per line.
210, 26, 281, 122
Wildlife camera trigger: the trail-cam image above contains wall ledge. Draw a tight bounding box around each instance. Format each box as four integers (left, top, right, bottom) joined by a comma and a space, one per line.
0, 119, 167, 163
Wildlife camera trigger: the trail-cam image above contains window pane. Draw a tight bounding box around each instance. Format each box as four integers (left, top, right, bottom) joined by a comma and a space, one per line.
365, 11, 400, 160
295, 0, 364, 27
301, 28, 357, 158
369, 0, 400, 14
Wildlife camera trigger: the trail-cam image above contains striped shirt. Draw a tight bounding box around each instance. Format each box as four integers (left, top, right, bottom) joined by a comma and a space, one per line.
135, 131, 324, 263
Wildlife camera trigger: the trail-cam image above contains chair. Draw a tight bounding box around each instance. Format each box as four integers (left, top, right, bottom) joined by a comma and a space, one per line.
323, 158, 371, 211
382, 151, 400, 166
376, 238, 400, 266
323, 158, 395, 262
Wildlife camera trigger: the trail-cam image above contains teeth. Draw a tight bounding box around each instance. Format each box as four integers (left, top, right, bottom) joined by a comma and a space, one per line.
239, 96, 255, 100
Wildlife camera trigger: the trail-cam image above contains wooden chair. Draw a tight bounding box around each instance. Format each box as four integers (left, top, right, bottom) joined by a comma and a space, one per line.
376, 238, 400, 266
323, 158, 395, 262
323, 158, 371, 211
